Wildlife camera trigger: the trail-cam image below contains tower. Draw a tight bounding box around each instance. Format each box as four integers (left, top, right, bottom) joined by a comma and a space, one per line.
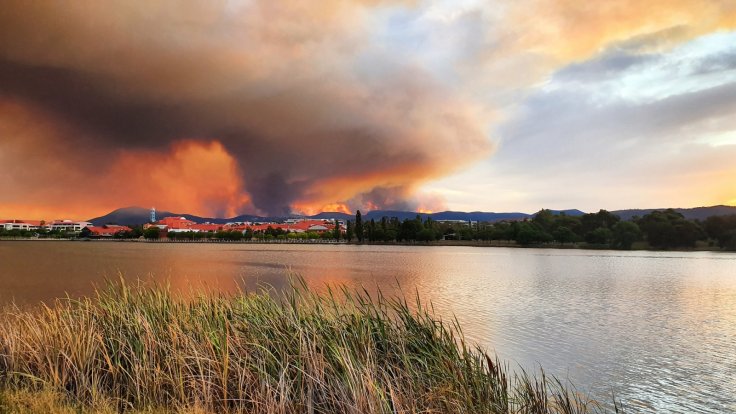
150, 207, 156, 223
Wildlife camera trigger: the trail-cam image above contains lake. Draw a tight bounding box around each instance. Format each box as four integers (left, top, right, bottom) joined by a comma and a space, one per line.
0, 241, 734, 412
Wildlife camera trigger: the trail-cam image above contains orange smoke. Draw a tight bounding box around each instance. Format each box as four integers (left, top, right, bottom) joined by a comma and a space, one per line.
291, 203, 351, 216
0, 102, 251, 219
108, 141, 252, 218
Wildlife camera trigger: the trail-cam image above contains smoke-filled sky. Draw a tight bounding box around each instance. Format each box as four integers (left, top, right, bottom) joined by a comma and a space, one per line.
1, 0, 735, 219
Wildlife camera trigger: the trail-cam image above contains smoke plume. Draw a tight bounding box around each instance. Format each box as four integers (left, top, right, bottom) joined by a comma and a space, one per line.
0, 0, 491, 217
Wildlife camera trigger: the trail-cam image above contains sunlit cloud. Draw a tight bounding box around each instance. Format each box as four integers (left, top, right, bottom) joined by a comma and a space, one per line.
1, 0, 735, 218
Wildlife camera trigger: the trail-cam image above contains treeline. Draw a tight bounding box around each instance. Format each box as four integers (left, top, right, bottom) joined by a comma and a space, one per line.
0, 228, 79, 239
345, 209, 736, 251
147, 226, 339, 241
4, 211, 736, 250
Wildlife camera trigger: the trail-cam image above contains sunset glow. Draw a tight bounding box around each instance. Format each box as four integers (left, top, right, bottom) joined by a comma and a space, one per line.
1, 1, 735, 219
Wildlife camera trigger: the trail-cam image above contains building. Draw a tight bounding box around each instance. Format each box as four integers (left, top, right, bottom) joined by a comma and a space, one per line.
246, 220, 343, 234
188, 223, 223, 233
0, 220, 43, 231
48, 220, 92, 232
87, 225, 132, 237
150, 216, 196, 232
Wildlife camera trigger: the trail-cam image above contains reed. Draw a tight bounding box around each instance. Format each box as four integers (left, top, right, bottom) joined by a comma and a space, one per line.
0, 277, 618, 413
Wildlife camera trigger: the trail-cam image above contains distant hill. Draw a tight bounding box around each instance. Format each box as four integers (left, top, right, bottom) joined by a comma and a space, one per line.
89, 205, 735, 226
612, 205, 736, 221
89, 207, 268, 226
548, 209, 585, 216
89, 207, 166, 226
308, 212, 353, 221
89, 207, 580, 226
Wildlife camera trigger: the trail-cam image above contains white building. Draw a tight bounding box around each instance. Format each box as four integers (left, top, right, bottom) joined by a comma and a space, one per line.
48, 220, 92, 232
0, 220, 41, 231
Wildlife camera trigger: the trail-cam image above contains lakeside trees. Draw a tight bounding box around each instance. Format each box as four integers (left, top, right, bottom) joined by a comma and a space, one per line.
637, 209, 705, 249
346, 208, 730, 250
703, 214, 736, 249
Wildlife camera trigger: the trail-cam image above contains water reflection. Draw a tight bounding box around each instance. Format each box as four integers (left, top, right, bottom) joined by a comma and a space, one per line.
1, 242, 735, 412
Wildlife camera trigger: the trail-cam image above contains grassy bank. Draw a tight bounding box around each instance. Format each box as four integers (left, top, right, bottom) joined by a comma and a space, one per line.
0, 279, 617, 413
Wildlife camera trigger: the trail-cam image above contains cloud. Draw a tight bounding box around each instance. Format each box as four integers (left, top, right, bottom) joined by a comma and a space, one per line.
2, 0, 736, 219
553, 50, 660, 83
470, 35, 736, 210
0, 0, 491, 217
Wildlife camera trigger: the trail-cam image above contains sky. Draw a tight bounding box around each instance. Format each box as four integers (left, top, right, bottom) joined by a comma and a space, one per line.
1, 0, 735, 219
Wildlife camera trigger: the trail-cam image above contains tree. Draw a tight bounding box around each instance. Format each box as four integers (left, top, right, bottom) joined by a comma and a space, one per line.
553, 226, 579, 244
611, 221, 642, 250
532, 209, 556, 232
333, 219, 340, 240
399, 218, 423, 241
585, 227, 613, 245
79, 227, 92, 238
457, 227, 474, 240
143, 227, 160, 240
638, 209, 704, 249
416, 228, 436, 242
580, 210, 620, 236
345, 220, 354, 242
515, 222, 552, 246
355, 210, 364, 243
704, 215, 736, 249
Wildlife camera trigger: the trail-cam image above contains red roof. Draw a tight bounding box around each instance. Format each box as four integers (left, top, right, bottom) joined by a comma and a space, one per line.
245, 220, 343, 233
156, 216, 196, 229
225, 224, 250, 232
190, 224, 222, 232
88, 225, 132, 236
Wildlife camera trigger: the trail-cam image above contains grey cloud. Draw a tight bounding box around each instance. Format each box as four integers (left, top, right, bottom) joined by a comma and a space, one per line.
553, 50, 659, 83
692, 51, 736, 75
496, 80, 736, 176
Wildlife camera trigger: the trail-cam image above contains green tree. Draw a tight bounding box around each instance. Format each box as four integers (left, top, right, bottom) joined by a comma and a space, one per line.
585, 227, 613, 245
333, 219, 340, 240
553, 226, 579, 244
611, 221, 642, 250
355, 210, 364, 243
638, 209, 705, 249
515, 222, 552, 246
345, 220, 354, 242
79, 227, 92, 238
704, 215, 736, 249
416, 228, 436, 242
532, 209, 556, 232
143, 227, 160, 240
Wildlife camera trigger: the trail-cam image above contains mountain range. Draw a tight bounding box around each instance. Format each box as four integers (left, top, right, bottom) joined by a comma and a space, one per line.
88, 205, 736, 226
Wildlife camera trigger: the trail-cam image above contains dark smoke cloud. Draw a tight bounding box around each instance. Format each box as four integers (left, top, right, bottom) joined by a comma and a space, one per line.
0, 0, 491, 216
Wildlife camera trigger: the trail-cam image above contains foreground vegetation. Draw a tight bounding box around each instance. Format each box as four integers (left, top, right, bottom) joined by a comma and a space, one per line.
0, 279, 618, 413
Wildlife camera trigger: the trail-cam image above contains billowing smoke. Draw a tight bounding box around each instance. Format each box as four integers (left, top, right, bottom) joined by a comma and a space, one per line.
0, 0, 491, 217
5, 0, 730, 219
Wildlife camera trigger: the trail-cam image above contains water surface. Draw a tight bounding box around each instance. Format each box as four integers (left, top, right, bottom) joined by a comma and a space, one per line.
1, 241, 734, 412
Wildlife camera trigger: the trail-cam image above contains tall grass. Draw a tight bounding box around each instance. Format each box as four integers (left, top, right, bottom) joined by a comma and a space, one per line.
0, 278, 618, 413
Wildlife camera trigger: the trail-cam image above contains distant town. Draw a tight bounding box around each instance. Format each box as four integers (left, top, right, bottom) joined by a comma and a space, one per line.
0, 208, 349, 241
